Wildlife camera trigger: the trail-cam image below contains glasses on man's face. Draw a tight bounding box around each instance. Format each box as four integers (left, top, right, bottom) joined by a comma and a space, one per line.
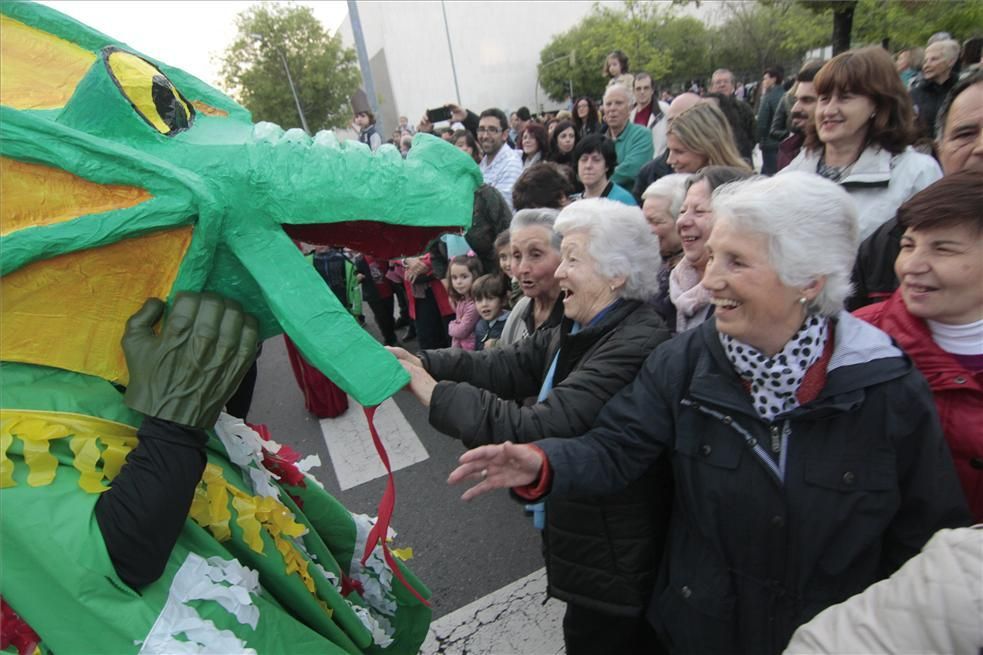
477, 126, 502, 135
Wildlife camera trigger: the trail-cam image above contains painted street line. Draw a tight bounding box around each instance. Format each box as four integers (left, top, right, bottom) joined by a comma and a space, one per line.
319, 395, 429, 490
421, 568, 566, 655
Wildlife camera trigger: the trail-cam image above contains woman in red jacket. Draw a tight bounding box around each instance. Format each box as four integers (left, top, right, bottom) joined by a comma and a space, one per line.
854, 170, 983, 521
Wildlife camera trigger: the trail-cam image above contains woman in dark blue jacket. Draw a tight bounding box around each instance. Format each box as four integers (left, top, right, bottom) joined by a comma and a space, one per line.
450, 173, 970, 655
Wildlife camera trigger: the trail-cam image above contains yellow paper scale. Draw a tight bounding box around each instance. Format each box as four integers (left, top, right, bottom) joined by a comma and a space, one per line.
0, 409, 321, 598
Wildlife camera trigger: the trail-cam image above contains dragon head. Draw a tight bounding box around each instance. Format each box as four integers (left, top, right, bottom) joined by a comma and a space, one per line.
0, 2, 481, 406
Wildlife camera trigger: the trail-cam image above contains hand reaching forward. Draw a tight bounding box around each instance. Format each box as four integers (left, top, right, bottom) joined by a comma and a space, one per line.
122, 292, 259, 428
397, 360, 437, 407
385, 346, 422, 369
447, 442, 545, 501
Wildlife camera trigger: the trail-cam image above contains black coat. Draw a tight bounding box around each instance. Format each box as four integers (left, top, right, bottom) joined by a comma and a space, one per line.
910, 75, 957, 139
536, 314, 970, 654
846, 216, 901, 311
422, 300, 673, 616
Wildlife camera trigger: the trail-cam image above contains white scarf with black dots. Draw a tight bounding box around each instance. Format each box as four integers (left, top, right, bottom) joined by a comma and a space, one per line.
720, 314, 828, 422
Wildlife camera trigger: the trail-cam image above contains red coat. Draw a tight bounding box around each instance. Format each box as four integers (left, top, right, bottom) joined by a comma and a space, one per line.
855, 291, 983, 521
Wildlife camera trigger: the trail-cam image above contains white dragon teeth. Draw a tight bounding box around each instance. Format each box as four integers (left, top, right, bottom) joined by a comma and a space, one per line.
281, 127, 312, 145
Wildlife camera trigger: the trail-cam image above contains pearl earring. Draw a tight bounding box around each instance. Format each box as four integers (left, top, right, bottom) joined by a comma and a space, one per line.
799, 297, 807, 305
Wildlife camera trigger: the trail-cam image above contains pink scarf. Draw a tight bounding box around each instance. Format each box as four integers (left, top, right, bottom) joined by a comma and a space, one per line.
669, 257, 712, 333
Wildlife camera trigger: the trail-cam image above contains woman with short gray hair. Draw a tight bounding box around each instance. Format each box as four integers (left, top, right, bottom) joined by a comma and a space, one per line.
642, 173, 690, 330
499, 208, 564, 346
389, 198, 671, 654
451, 172, 969, 655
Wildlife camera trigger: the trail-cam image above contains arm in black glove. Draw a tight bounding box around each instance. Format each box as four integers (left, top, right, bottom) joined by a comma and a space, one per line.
96, 292, 258, 590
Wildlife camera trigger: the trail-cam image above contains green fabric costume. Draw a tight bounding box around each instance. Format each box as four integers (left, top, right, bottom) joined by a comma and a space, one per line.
0, 2, 480, 653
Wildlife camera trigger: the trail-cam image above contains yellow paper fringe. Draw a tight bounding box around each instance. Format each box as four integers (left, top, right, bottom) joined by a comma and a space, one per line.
1, 410, 326, 606
69, 435, 106, 494
0, 432, 14, 488
0, 410, 138, 491
391, 547, 414, 562
189, 462, 319, 597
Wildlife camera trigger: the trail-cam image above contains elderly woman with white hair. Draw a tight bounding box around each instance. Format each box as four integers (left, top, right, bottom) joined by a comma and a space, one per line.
642, 173, 690, 331
390, 199, 672, 655
449, 173, 970, 655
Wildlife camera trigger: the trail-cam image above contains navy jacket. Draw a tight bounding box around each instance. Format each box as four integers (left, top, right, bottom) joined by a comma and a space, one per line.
537, 313, 970, 654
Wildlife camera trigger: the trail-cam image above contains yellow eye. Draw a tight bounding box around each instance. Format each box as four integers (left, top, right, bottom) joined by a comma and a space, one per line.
103, 47, 193, 135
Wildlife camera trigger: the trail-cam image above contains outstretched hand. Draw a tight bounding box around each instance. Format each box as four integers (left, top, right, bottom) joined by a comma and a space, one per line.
447, 442, 545, 501
122, 292, 259, 428
385, 346, 422, 369
397, 360, 437, 407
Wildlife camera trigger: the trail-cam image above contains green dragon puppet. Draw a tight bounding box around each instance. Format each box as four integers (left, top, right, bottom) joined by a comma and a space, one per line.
0, 2, 480, 653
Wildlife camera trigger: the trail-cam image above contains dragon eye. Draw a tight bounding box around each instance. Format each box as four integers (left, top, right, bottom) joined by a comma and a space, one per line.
103, 47, 194, 135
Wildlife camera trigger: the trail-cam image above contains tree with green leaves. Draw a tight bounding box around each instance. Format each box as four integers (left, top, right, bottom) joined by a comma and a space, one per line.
219, 4, 360, 132
537, 1, 710, 103
709, 1, 831, 77
852, 0, 983, 50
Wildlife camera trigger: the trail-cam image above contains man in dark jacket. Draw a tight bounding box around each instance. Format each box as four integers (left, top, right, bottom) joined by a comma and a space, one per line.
756, 66, 785, 175
775, 60, 824, 172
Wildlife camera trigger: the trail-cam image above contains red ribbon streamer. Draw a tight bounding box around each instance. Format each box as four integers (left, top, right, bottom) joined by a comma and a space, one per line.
360, 405, 431, 607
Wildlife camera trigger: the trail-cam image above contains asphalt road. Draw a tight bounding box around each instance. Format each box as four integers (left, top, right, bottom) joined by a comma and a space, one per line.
246, 324, 547, 622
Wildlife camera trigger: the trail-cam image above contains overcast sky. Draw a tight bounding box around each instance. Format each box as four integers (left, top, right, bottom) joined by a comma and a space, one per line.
38, 1, 349, 87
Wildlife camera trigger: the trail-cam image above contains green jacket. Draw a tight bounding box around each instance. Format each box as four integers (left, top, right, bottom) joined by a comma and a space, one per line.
610, 122, 655, 188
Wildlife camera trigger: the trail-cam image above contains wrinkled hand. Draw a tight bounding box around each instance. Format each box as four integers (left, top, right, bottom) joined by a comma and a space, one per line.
385, 346, 422, 369
122, 292, 259, 428
447, 442, 544, 501
397, 360, 437, 407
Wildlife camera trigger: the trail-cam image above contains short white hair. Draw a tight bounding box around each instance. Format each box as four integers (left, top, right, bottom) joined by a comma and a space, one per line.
927, 39, 960, 64
510, 208, 562, 250
554, 198, 661, 301
711, 172, 859, 316
642, 174, 692, 220
604, 83, 635, 107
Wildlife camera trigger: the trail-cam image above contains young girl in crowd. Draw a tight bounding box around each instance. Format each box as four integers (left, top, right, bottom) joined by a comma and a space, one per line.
603, 49, 634, 90
446, 254, 482, 350
472, 274, 512, 351
494, 229, 522, 308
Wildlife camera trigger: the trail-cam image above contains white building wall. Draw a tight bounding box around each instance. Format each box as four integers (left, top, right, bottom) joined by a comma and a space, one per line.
338, 1, 622, 127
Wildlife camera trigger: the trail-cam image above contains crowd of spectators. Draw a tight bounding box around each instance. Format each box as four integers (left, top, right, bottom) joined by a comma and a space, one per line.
336, 35, 981, 655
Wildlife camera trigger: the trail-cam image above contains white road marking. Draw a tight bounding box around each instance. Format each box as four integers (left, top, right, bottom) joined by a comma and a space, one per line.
319, 395, 429, 490
421, 568, 566, 655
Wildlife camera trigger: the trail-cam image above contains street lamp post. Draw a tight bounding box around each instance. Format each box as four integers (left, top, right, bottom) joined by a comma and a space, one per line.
276, 49, 310, 134
536, 50, 575, 113
252, 33, 310, 134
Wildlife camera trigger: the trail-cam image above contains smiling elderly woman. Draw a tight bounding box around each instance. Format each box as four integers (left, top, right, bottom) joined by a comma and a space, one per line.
450, 173, 970, 655
390, 199, 671, 654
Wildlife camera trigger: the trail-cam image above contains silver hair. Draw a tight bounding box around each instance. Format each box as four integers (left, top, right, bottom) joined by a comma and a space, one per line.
510, 207, 562, 250
712, 68, 735, 84
554, 198, 662, 301
642, 174, 692, 220
604, 83, 635, 107
928, 39, 961, 65
710, 172, 859, 316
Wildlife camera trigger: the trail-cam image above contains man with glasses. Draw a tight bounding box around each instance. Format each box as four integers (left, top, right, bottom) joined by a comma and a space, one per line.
476, 108, 523, 211
630, 72, 670, 156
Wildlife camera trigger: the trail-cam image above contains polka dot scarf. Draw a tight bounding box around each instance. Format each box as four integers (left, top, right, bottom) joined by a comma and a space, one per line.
720, 314, 828, 423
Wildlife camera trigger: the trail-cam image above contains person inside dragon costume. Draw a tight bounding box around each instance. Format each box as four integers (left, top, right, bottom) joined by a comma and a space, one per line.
0, 3, 480, 653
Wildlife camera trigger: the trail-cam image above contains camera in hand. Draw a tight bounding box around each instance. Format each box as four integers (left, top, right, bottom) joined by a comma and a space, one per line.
426, 106, 452, 123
